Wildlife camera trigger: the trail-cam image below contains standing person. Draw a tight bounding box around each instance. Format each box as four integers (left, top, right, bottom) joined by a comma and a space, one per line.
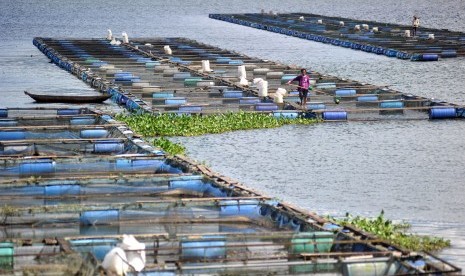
412, 16, 420, 37
287, 68, 311, 109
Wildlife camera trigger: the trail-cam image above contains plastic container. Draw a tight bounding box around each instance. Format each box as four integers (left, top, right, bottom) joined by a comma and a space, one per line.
179, 105, 202, 112
239, 97, 260, 104
0, 131, 25, 140
165, 97, 187, 105
290, 232, 334, 254
223, 90, 243, 98
80, 129, 108, 139
307, 103, 326, 110
57, 109, 81, 115
44, 184, 81, 196
0, 120, 17, 127
323, 111, 347, 120
273, 112, 298, 118
281, 75, 297, 84
19, 161, 55, 175
80, 209, 119, 225
255, 103, 278, 111
152, 92, 174, 98
335, 89, 356, 96
70, 117, 96, 125
0, 109, 8, 118
379, 101, 404, 109
172, 72, 191, 80
184, 78, 203, 87
0, 242, 14, 269
93, 142, 125, 153
429, 107, 456, 119
357, 95, 378, 102
181, 236, 226, 260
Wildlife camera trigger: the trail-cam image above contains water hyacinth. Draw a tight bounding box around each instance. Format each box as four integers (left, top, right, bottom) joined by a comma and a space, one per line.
152, 137, 186, 155
116, 112, 317, 137
330, 211, 451, 252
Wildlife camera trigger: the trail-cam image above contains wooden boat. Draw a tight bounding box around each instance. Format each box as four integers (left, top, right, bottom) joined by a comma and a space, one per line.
24, 90, 111, 103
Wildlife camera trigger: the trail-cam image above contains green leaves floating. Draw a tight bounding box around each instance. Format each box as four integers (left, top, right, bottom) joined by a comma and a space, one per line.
331, 211, 450, 252
116, 112, 317, 137
152, 137, 186, 155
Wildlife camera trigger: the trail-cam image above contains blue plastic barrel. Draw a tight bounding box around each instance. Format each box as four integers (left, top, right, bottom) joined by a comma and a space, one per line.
429, 107, 456, 119
316, 83, 336, 89
228, 60, 243, 65
379, 101, 404, 108
255, 103, 278, 111
93, 142, 124, 153
80, 209, 119, 225
357, 95, 378, 102
307, 103, 326, 110
0, 120, 17, 127
281, 75, 297, 84
173, 72, 191, 80
441, 50, 457, 58
79, 129, 108, 139
220, 201, 260, 218
70, 117, 96, 125
422, 54, 439, 61
322, 111, 348, 121
153, 92, 174, 98
19, 161, 55, 175
165, 97, 186, 105
223, 90, 243, 98
69, 238, 118, 261
170, 179, 206, 193
335, 89, 356, 96
181, 236, 226, 260
179, 105, 202, 112
239, 97, 260, 104
273, 112, 299, 118
45, 184, 81, 196
0, 131, 26, 140
0, 109, 7, 118
57, 109, 80, 115
215, 58, 232, 64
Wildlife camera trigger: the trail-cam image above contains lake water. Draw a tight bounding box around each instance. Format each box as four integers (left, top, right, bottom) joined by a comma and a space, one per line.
1, 0, 464, 269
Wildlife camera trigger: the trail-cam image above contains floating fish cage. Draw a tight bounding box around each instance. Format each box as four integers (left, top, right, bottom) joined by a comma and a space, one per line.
32, 37, 465, 121
0, 108, 460, 274
0, 109, 161, 157
209, 13, 465, 61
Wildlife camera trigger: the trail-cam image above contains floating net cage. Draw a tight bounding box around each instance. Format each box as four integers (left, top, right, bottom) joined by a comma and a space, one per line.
0, 110, 460, 273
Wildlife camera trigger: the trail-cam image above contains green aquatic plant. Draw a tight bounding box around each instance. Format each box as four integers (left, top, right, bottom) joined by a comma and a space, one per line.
115, 112, 317, 137
0, 204, 21, 225
330, 211, 450, 252
153, 137, 186, 155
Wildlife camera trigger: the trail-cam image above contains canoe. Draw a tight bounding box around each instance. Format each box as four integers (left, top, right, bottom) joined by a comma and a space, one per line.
24, 91, 111, 103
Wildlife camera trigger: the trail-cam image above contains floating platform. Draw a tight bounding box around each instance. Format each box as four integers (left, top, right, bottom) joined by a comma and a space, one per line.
32, 37, 465, 122
209, 13, 465, 61
0, 108, 461, 274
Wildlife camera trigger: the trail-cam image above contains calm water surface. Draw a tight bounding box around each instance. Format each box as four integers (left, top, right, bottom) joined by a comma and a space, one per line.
1, 0, 464, 269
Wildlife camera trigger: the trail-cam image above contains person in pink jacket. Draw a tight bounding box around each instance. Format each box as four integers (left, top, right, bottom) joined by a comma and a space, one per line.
287, 68, 311, 108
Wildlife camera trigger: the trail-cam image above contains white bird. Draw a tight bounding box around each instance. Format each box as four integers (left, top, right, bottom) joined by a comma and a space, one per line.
299, 16, 305, 21
110, 37, 117, 45
107, 29, 113, 40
